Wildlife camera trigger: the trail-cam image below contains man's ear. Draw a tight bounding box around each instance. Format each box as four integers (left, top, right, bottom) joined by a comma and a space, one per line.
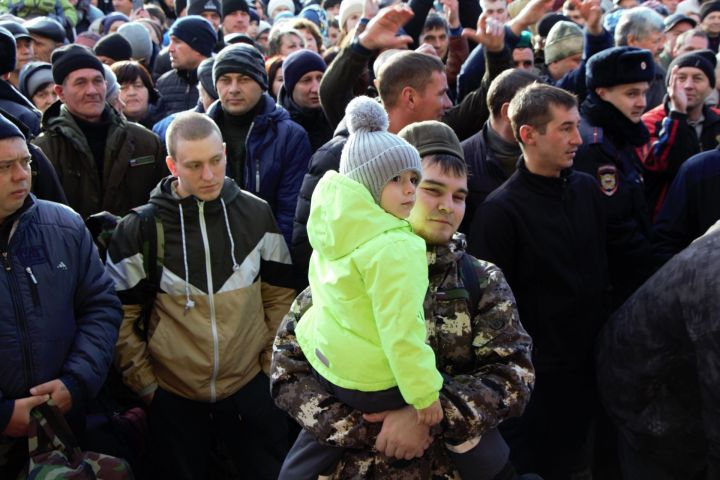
595, 86, 608, 102
166, 156, 178, 176
500, 102, 511, 121
54, 84, 64, 103
519, 124, 535, 145
400, 86, 417, 110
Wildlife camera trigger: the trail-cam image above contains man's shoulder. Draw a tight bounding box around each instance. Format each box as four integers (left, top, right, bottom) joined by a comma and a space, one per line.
31, 198, 85, 232
123, 120, 161, 145
156, 69, 179, 87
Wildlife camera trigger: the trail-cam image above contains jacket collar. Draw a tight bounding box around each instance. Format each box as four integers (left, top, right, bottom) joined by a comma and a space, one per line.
515, 158, 571, 196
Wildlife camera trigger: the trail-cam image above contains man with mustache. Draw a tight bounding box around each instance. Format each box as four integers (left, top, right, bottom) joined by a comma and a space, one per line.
32, 45, 167, 221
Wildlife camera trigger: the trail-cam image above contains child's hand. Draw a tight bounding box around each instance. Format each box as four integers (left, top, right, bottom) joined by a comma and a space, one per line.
416, 400, 443, 426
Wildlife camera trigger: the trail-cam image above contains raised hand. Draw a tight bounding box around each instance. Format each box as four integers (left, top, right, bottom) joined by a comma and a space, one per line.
668, 65, 688, 114
359, 4, 415, 51
462, 12, 506, 52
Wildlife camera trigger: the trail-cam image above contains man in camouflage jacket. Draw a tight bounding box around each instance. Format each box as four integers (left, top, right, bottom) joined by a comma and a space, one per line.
270, 130, 535, 479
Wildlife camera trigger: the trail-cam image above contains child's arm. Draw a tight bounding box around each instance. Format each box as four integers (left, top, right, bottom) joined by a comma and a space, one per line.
362, 237, 443, 411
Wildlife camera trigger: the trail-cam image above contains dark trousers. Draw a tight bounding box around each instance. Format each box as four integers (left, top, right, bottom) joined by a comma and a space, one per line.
500, 371, 596, 480
280, 372, 509, 480
148, 372, 288, 480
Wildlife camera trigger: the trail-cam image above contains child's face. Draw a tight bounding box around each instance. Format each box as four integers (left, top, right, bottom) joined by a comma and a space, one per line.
380, 170, 419, 219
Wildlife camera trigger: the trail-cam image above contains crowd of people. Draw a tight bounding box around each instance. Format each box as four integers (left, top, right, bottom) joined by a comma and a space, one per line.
0, 0, 719, 477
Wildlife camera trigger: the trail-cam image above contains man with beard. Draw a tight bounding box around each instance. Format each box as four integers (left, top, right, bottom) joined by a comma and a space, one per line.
575, 46, 663, 307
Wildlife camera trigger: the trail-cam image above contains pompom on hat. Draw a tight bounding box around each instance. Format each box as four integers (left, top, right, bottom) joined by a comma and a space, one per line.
339, 96, 422, 203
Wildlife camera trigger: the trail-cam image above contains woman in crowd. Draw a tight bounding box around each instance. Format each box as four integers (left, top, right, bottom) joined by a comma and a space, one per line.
18, 61, 57, 113
111, 60, 162, 128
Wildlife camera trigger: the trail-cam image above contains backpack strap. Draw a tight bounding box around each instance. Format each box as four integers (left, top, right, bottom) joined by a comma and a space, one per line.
130, 204, 163, 341
458, 253, 482, 320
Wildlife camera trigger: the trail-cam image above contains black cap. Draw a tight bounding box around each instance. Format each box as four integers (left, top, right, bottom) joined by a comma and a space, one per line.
0, 112, 25, 141
664, 13, 696, 32
667, 49, 717, 88
222, 0, 249, 15
538, 13, 570, 38
94, 33, 133, 62
0, 20, 31, 41
24, 16, 66, 43
51, 44, 105, 84
188, 0, 223, 17
0, 27, 16, 75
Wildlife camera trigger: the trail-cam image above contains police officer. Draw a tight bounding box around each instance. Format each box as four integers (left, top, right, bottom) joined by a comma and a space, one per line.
576, 46, 664, 307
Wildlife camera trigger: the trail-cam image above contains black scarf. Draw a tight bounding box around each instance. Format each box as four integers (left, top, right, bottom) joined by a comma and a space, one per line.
580, 92, 649, 148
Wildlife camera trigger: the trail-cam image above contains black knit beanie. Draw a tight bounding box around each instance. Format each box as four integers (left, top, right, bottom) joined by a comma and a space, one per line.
222, 0, 249, 15
94, 33, 133, 62
213, 43, 268, 90
167, 15, 218, 58
188, 0, 223, 17
667, 50, 717, 88
51, 44, 105, 84
0, 113, 24, 141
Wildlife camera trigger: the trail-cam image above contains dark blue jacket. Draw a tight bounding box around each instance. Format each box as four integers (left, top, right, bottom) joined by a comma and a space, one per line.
0, 196, 122, 432
653, 147, 720, 258
207, 94, 311, 245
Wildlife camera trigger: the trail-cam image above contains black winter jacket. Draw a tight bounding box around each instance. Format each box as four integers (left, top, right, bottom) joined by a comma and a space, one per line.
597, 222, 720, 479
653, 147, 720, 257
468, 161, 609, 373
290, 121, 349, 291
155, 67, 200, 117
459, 123, 516, 233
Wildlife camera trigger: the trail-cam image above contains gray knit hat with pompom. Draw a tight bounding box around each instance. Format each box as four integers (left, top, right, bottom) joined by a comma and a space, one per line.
339, 96, 422, 203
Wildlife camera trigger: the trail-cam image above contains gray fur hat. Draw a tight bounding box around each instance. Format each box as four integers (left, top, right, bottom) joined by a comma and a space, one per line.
339, 96, 422, 203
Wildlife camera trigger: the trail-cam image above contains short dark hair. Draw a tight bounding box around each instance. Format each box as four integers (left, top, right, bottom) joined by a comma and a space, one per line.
166, 112, 223, 159
423, 153, 467, 177
378, 51, 445, 108
487, 69, 540, 117
508, 83, 577, 143
423, 13, 449, 34
111, 60, 159, 104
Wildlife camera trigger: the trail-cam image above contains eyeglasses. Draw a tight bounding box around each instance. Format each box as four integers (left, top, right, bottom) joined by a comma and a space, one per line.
0, 157, 32, 175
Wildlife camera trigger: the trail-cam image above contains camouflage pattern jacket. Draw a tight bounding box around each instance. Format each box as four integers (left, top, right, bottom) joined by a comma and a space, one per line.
270, 235, 535, 479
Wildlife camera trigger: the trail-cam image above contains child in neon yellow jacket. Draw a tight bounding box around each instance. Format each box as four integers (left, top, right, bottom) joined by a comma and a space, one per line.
282, 96, 445, 479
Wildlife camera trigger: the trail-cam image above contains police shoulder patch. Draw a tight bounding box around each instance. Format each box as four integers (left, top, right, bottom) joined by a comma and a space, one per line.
597, 164, 618, 196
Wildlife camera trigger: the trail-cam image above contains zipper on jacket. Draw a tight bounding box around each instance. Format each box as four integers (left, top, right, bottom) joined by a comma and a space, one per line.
198, 202, 220, 402
244, 122, 258, 192
25, 266, 40, 307
2, 251, 35, 391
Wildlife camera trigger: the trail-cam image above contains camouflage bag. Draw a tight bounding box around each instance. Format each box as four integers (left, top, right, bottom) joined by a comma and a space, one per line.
23, 400, 133, 479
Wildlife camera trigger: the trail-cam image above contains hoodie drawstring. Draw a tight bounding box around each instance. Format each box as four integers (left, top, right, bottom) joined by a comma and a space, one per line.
178, 203, 195, 311
221, 198, 240, 272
